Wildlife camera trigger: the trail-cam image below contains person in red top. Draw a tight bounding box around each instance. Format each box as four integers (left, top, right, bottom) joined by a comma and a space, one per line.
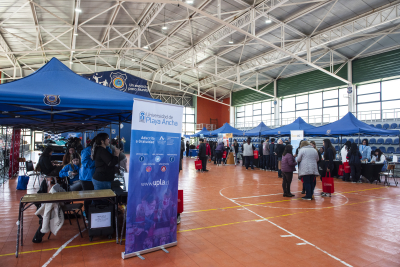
204, 138, 211, 157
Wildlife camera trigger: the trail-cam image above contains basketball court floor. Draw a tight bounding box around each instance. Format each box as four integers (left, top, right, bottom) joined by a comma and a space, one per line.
0, 157, 400, 267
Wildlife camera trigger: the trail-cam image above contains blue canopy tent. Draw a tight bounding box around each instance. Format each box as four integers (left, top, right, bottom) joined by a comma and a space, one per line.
209, 123, 244, 136
191, 127, 211, 137
305, 112, 400, 137
244, 122, 271, 136
261, 117, 315, 136
0, 57, 160, 133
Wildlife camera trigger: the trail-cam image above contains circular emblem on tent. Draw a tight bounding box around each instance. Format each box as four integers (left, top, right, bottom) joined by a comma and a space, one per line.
139, 156, 145, 162
326, 130, 331, 135
113, 77, 124, 88
146, 166, 152, 172
161, 166, 167, 172
155, 156, 161, 162
43, 95, 61, 106
278, 131, 281, 134
169, 156, 175, 162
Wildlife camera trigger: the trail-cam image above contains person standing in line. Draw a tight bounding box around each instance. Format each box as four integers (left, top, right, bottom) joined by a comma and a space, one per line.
92, 133, 120, 191
263, 138, 270, 171
320, 139, 336, 197
359, 139, 372, 162
259, 140, 264, 169
186, 141, 190, 158
341, 141, 352, 182
269, 138, 276, 171
281, 145, 296, 197
204, 138, 211, 161
80, 137, 96, 219
275, 139, 285, 178
347, 143, 362, 183
310, 141, 322, 191
215, 141, 225, 166
243, 137, 255, 170
198, 138, 208, 172
297, 141, 319, 200
233, 139, 239, 164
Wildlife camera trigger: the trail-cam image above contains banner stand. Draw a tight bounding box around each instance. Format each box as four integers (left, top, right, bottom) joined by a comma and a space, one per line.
121, 241, 177, 260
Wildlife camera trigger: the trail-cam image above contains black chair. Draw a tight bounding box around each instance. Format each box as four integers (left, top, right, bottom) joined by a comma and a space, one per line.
25, 161, 41, 188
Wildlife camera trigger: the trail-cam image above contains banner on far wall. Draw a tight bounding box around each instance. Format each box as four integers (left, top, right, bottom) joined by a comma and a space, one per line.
123, 99, 183, 259
82, 70, 151, 98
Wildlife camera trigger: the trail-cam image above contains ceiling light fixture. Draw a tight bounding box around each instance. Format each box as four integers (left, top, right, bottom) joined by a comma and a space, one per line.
75, 8, 82, 13
70, 61, 74, 64
229, 40, 233, 44
144, 46, 149, 49
265, 19, 272, 23
186, 0, 194, 4
74, 33, 78, 36
162, 26, 168, 30
132, 58, 135, 61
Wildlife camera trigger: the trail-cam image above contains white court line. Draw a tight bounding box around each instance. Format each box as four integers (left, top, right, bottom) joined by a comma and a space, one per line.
42, 229, 86, 267
231, 191, 303, 199
219, 186, 353, 267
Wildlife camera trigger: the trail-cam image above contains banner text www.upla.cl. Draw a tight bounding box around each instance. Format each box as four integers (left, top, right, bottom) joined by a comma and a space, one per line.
141, 179, 170, 187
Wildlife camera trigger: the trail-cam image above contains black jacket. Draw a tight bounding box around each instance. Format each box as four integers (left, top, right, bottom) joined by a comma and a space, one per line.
324, 147, 335, 170
186, 143, 189, 151
198, 143, 207, 158
269, 142, 275, 155
275, 144, 285, 157
93, 147, 119, 182
233, 143, 239, 153
39, 155, 56, 175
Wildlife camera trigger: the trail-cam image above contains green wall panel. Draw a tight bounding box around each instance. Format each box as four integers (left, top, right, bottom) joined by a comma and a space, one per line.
231, 83, 274, 106
277, 63, 347, 98
353, 49, 400, 84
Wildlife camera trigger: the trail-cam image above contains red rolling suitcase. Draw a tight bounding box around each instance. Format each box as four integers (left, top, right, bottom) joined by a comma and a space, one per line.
195, 158, 202, 170
178, 190, 184, 214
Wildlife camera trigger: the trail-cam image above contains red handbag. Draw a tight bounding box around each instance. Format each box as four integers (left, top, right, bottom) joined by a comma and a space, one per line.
195, 159, 202, 170
343, 161, 351, 174
322, 172, 335, 193
253, 150, 259, 159
177, 190, 184, 214
338, 165, 344, 176
222, 151, 227, 159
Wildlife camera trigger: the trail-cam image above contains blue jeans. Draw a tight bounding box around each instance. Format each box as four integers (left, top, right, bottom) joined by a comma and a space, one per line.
245, 156, 254, 169
263, 155, 270, 170
92, 179, 112, 205
303, 175, 315, 199
92, 179, 112, 190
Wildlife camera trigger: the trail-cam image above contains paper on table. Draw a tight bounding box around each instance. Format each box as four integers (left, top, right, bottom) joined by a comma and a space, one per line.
91, 212, 111, 228
124, 172, 129, 192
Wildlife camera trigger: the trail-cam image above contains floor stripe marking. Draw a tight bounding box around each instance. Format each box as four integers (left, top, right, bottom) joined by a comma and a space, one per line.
42, 229, 86, 267
182, 187, 386, 214
220, 187, 354, 267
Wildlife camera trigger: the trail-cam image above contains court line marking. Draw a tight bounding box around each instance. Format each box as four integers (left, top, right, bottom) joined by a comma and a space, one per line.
42, 229, 86, 267
0, 197, 391, 258
182, 187, 387, 213
219, 187, 354, 267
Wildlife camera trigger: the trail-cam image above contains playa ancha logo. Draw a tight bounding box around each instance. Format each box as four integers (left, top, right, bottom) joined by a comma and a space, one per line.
110, 72, 127, 91
43, 95, 61, 106
139, 111, 145, 122
326, 130, 331, 135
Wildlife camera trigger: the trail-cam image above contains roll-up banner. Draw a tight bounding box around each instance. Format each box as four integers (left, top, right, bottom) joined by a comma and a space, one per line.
122, 99, 183, 259
291, 130, 304, 173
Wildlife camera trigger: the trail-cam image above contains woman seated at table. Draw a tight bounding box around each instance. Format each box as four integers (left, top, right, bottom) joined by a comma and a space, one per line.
59, 153, 82, 191
39, 147, 63, 176
371, 148, 387, 171
62, 147, 80, 166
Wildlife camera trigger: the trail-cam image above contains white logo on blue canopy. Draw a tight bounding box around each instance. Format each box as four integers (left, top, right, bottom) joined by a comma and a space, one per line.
43, 95, 61, 106
326, 129, 331, 135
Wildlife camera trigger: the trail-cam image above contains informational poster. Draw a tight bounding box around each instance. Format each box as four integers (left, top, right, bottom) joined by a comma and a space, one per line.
291, 130, 304, 155
291, 130, 304, 173
123, 99, 183, 259
82, 70, 151, 98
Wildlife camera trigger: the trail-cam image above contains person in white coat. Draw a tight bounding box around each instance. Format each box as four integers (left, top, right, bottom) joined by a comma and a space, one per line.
243, 137, 255, 170
341, 141, 352, 182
